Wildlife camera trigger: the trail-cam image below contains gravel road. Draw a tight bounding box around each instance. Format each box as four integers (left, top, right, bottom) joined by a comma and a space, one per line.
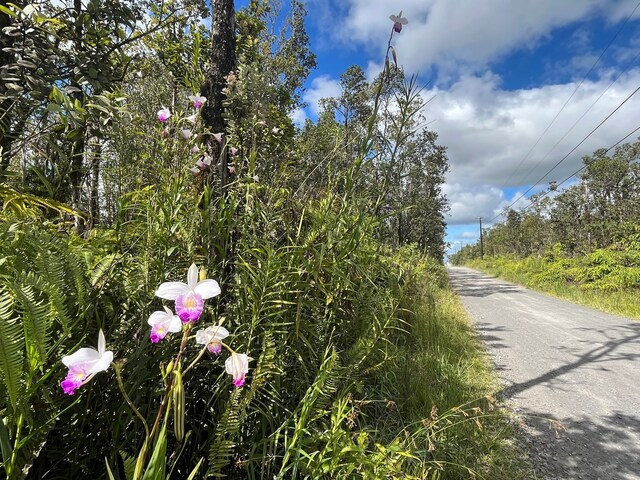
448, 266, 640, 480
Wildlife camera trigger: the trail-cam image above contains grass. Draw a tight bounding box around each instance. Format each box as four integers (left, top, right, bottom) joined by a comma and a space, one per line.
374, 263, 535, 479
467, 257, 640, 321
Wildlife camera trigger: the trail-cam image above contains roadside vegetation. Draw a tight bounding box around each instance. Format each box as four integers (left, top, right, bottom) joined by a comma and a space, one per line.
452, 141, 640, 320
0, 1, 534, 478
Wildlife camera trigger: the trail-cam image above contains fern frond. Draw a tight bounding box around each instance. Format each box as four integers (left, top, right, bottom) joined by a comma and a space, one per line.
10, 279, 50, 373
0, 285, 24, 412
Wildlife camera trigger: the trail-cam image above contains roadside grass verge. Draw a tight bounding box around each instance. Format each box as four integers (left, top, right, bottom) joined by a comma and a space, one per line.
372, 259, 534, 479
467, 257, 640, 320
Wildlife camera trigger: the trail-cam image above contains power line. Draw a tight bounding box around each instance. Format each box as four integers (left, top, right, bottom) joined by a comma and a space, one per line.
507, 123, 640, 217
519, 48, 640, 187
490, 82, 640, 222
498, 0, 640, 191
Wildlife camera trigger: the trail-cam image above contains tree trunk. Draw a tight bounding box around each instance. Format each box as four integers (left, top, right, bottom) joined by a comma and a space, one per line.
200, 0, 235, 188
0, 1, 21, 175
88, 139, 101, 229
69, 0, 86, 234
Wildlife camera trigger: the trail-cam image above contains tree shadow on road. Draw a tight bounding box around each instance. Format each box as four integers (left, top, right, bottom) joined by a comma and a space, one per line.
498, 323, 640, 399
521, 410, 640, 480
475, 322, 512, 349
448, 270, 524, 297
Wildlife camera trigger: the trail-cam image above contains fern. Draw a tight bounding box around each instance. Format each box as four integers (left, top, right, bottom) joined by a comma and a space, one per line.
9, 280, 50, 374
0, 285, 24, 412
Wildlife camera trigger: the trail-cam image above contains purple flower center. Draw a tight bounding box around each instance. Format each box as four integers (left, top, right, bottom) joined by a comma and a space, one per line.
61, 365, 89, 395
393, 22, 402, 33
233, 373, 246, 388
207, 340, 222, 355
193, 100, 203, 109
175, 292, 204, 323
150, 325, 168, 343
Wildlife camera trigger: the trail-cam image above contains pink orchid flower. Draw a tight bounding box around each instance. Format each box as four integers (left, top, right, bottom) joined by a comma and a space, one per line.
61, 329, 113, 395
229, 147, 238, 156
157, 107, 171, 122
389, 11, 408, 33
225, 353, 252, 387
212, 132, 224, 144
188, 94, 207, 109
148, 306, 182, 343
155, 264, 221, 323
195, 325, 230, 355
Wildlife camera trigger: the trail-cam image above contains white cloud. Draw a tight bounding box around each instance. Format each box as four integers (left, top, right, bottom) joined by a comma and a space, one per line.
303, 75, 342, 117
314, 0, 640, 78
289, 107, 307, 127
425, 67, 640, 223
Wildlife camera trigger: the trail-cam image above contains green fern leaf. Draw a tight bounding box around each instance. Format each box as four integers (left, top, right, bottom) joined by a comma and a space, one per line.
0, 286, 24, 411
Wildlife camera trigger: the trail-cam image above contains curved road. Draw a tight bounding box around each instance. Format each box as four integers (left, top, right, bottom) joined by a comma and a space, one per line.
448, 266, 640, 480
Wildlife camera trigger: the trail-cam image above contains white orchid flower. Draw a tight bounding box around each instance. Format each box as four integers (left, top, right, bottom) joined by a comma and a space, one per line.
157, 107, 171, 122
188, 94, 206, 109
195, 325, 230, 355
225, 352, 252, 388
389, 11, 408, 32
148, 306, 182, 343
61, 329, 113, 395
155, 264, 221, 323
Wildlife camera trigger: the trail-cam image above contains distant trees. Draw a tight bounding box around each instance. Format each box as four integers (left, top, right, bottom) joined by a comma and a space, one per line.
455, 140, 640, 262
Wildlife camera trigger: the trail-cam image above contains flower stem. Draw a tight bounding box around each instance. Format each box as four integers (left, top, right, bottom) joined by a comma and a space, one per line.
114, 364, 150, 440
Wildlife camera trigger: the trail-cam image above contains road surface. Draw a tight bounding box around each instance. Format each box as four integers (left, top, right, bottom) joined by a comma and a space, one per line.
448, 266, 640, 480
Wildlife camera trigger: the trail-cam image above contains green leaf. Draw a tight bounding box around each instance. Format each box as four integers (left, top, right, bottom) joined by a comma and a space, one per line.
0, 417, 13, 465
142, 425, 167, 480
106, 458, 117, 480
0, 287, 24, 411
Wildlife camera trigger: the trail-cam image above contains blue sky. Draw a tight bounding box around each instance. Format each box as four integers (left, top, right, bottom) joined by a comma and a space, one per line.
240, 1, 640, 256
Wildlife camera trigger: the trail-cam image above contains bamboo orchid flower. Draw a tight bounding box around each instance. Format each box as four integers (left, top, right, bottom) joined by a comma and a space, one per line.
148, 307, 182, 343
225, 353, 252, 387
229, 146, 238, 157
189, 155, 212, 174
181, 129, 193, 140
155, 264, 221, 323
212, 132, 224, 144
195, 325, 230, 355
389, 11, 408, 32
188, 94, 206, 109
61, 329, 113, 395
157, 107, 171, 122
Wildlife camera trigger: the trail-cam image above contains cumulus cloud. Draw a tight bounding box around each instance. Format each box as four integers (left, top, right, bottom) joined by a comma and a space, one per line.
314, 0, 640, 77
302, 75, 342, 117
425, 67, 640, 223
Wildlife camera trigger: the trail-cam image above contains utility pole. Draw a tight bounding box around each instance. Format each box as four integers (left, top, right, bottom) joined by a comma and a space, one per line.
479, 217, 484, 259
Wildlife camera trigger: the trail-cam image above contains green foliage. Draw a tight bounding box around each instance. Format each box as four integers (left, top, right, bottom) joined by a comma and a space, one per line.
0, 219, 95, 479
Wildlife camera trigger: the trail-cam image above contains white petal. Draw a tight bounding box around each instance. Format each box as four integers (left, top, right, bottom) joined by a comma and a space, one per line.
189, 166, 200, 175
400, 17, 408, 24
195, 329, 210, 345
187, 264, 199, 289
226, 353, 250, 376
62, 347, 100, 367
167, 315, 182, 332
213, 326, 229, 340
148, 309, 170, 326
88, 350, 113, 374
202, 155, 212, 166
224, 355, 235, 375
155, 282, 189, 300
194, 279, 221, 299
98, 329, 106, 355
